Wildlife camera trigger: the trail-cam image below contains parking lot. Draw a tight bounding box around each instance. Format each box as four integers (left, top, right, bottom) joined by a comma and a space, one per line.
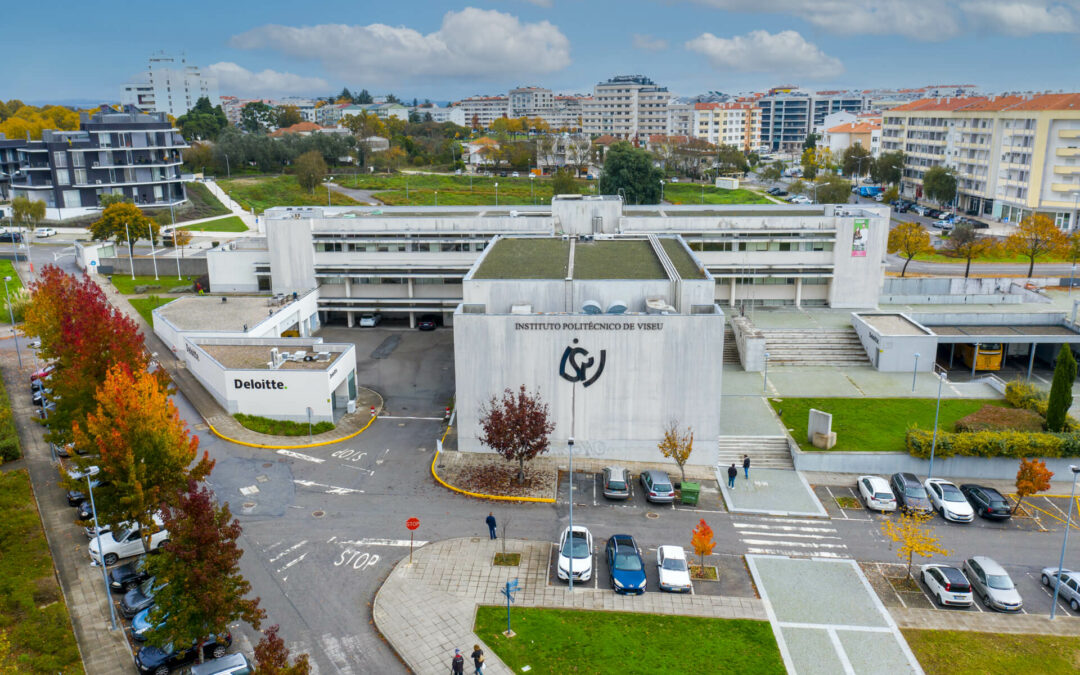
557, 469, 727, 514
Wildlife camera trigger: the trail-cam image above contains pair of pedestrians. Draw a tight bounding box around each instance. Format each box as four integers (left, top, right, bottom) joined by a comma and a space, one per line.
726, 455, 751, 488
451, 646, 485, 674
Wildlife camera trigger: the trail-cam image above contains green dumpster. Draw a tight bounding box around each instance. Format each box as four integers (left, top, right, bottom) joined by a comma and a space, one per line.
680, 481, 700, 506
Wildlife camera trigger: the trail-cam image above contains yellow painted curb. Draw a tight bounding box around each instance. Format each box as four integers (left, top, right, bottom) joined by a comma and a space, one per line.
430, 423, 555, 504
207, 413, 377, 450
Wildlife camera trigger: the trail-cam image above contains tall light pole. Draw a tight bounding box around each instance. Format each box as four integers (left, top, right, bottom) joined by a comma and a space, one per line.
146, 223, 159, 281
224, 154, 230, 179
495, 182, 499, 206
927, 365, 945, 480
530, 174, 535, 205
124, 222, 135, 281
1050, 465, 1080, 619
567, 380, 576, 592
86, 467, 118, 630
172, 229, 181, 280
912, 352, 920, 392
434, 190, 438, 207
325, 176, 334, 207
660, 179, 665, 203
3, 276, 22, 368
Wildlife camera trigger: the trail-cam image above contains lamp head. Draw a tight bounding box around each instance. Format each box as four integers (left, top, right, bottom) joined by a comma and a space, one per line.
1070, 465, 1079, 474
568, 436, 574, 447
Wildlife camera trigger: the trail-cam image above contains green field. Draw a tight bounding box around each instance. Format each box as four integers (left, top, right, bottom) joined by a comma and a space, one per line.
179, 215, 248, 232
770, 397, 1008, 452
0, 470, 84, 673
902, 629, 1080, 675
218, 175, 363, 213
128, 296, 175, 324
347, 172, 592, 206
109, 274, 184, 295
913, 250, 1072, 265
663, 183, 772, 205
0, 260, 23, 325
474, 606, 784, 675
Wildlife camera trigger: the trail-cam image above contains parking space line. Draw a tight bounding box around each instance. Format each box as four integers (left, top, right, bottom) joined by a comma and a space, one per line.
1034, 575, 1076, 615
825, 486, 849, 520
1020, 499, 1080, 528
733, 522, 837, 533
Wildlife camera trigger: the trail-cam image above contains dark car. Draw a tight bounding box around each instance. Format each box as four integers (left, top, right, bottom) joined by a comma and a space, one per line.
66, 477, 108, 506
76, 499, 96, 521
109, 556, 150, 593
766, 187, 781, 195
32, 388, 51, 407
775, 189, 788, 197
417, 314, 439, 331
959, 484, 1012, 520
606, 534, 647, 594
927, 208, 943, 219
890, 472, 932, 513
0, 231, 23, 243
135, 633, 232, 674
120, 576, 161, 619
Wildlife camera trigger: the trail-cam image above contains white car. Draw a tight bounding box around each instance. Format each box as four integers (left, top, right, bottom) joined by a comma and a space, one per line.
856, 475, 897, 512
790, 195, 812, 204
89, 516, 168, 566
657, 545, 693, 593
556, 525, 593, 582
924, 478, 974, 523
34, 227, 57, 238
359, 313, 381, 327
921, 564, 974, 607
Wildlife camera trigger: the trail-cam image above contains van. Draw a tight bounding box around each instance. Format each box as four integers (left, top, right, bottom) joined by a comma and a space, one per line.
189, 653, 252, 675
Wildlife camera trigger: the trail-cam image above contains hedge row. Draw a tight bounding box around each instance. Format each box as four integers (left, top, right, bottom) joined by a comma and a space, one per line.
233, 413, 335, 437
0, 372, 20, 462
906, 428, 1080, 459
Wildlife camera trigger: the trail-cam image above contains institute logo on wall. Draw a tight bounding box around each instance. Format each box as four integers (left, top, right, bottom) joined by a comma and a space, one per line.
559, 339, 606, 387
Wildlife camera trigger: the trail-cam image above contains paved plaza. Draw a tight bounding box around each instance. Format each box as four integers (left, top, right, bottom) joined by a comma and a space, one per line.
718, 467, 828, 517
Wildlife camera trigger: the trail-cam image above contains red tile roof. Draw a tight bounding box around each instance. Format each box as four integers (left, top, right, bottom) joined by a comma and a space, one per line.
890, 93, 1080, 113
269, 122, 325, 138
827, 121, 880, 134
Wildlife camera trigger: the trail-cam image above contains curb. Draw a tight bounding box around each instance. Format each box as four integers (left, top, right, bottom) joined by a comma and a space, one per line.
429, 423, 556, 504
207, 413, 377, 450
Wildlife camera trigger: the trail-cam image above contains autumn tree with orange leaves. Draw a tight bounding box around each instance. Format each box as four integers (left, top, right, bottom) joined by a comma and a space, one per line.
690, 519, 715, 569
1014, 457, 1054, 515
73, 364, 212, 552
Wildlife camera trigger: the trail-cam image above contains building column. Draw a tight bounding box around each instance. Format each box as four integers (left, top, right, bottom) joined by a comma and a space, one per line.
345, 277, 352, 298
409, 312, 416, 329
347, 311, 354, 328
407, 278, 415, 298
794, 278, 803, 308
729, 277, 737, 306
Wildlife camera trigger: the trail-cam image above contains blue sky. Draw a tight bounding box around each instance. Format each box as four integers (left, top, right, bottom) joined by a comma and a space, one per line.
5, 0, 1080, 103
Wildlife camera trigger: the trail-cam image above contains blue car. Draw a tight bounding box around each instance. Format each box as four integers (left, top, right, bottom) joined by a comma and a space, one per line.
131, 606, 168, 642
606, 534, 647, 595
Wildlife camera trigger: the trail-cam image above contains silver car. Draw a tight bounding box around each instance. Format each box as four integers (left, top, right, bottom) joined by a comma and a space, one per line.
640, 470, 675, 503
1041, 567, 1080, 612
963, 556, 1023, 612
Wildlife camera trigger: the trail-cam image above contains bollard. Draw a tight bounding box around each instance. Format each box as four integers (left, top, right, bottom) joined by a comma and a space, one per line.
370, 405, 376, 416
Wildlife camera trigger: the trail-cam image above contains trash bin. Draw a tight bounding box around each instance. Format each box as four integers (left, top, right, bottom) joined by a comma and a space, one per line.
680, 481, 700, 506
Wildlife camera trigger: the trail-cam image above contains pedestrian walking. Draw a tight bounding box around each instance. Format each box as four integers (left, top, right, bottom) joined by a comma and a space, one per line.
451, 648, 465, 674
485, 512, 497, 540
471, 644, 485, 674
727, 463, 737, 489
743, 454, 751, 480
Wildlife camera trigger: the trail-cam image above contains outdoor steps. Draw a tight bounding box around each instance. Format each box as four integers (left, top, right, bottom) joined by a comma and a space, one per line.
716, 436, 794, 470
761, 328, 871, 367
723, 326, 741, 365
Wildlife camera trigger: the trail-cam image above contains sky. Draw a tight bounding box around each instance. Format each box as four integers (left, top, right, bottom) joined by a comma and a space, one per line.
5, 0, 1080, 104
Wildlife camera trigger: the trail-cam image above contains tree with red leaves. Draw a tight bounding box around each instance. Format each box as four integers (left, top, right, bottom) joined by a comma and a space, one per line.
253, 625, 311, 675
145, 479, 264, 664
73, 364, 212, 552
479, 385, 555, 484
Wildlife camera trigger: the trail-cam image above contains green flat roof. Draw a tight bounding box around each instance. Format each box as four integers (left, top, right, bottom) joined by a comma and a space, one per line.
573, 240, 665, 280
660, 239, 706, 279
473, 238, 570, 279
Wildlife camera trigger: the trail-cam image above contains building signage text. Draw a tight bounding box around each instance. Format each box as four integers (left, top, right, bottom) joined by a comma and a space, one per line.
185, 343, 200, 361
515, 321, 663, 331
234, 378, 287, 390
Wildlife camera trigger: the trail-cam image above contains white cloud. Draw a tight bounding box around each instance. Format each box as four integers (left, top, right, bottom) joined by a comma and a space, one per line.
632, 33, 669, 51
686, 30, 844, 78
961, 1, 1078, 35
206, 62, 329, 96
521, 0, 553, 6
229, 8, 571, 83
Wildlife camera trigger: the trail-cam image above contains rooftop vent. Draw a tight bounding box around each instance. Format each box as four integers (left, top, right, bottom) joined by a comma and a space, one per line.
607, 301, 627, 315
582, 300, 602, 315
511, 304, 533, 315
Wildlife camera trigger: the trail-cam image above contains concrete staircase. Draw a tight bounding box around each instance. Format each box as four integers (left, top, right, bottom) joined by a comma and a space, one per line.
761, 328, 871, 367
717, 436, 794, 470
723, 326, 741, 365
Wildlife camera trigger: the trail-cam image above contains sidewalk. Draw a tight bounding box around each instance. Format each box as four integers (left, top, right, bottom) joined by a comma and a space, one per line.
892, 606, 1080, 635
372, 537, 766, 675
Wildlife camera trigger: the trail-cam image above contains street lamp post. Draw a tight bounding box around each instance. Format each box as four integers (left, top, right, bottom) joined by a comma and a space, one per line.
146, 223, 159, 281
495, 182, 499, 206
87, 468, 118, 630
530, 174, 535, 205
434, 190, 438, 207
660, 179, 665, 203
1050, 465, 1080, 619
927, 366, 945, 480
224, 154, 230, 179
326, 176, 335, 207
912, 352, 920, 392
124, 222, 135, 281
3, 276, 22, 368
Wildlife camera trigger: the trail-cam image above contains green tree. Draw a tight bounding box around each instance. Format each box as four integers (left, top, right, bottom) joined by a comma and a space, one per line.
550, 168, 578, 195
176, 97, 228, 141
788, 179, 807, 195
274, 105, 303, 129
354, 89, 374, 104
1047, 345, 1076, 432
715, 144, 749, 176
943, 223, 993, 278
803, 132, 819, 150
922, 166, 957, 206
759, 161, 784, 182
813, 175, 853, 205
294, 150, 327, 193
240, 102, 275, 133
89, 201, 157, 252
873, 151, 905, 185
842, 144, 873, 178
888, 222, 933, 277
98, 193, 127, 208
598, 141, 663, 204
800, 147, 818, 181
10, 195, 45, 228
882, 185, 900, 204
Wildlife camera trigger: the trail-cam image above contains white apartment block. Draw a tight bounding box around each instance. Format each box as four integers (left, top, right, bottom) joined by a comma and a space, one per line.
509, 87, 554, 118
667, 101, 695, 138
692, 102, 762, 151
121, 53, 220, 118
883, 93, 1080, 228
454, 96, 509, 128
417, 106, 467, 126
582, 75, 671, 141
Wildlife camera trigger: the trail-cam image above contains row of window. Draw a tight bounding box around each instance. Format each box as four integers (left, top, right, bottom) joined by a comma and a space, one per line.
314, 241, 490, 253
689, 241, 835, 252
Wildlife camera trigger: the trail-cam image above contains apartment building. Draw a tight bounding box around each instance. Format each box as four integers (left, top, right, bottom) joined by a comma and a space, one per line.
693, 102, 762, 151
757, 88, 867, 152
883, 93, 1080, 227
508, 87, 554, 118
552, 96, 585, 131
10, 106, 188, 215
415, 105, 467, 126
454, 96, 509, 128
0, 135, 23, 200
822, 117, 882, 158
667, 100, 696, 138
120, 53, 220, 118
582, 75, 671, 141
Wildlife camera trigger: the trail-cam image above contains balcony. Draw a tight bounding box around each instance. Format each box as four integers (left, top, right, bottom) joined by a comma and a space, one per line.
1052, 183, 1080, 193
1057, 147, 1080, 157
1059, 129, 1080, 139
1054, 166, 1080, 175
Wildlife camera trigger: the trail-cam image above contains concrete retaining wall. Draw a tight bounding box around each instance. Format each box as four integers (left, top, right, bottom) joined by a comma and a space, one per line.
100, 256, 208, 278
880, 277, 1050, 305
731, 316, 766, 372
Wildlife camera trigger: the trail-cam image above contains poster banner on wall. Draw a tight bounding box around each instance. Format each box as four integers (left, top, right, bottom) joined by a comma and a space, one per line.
851, 218, 869, 257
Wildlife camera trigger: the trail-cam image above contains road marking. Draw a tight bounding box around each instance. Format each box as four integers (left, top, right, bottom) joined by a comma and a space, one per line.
336, 538, 429, 548
826, 627, 857, 675
825, 486, 849, 520
733, 522, 836, 533
293, 479, 363, 495
276, 552, 307, 573
736, 531, 842, 540
276, 449, 325, 464
741, 539, 847, 549
269, 541, 307, 563
378, 415, 442, 420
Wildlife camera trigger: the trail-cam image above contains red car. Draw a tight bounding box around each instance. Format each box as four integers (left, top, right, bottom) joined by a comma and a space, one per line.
30, 364, 55, 383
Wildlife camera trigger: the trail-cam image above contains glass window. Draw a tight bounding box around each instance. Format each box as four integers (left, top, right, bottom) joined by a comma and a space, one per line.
53, 151, 68, 168
56, 170, 70, 186
72, 153, 85, 168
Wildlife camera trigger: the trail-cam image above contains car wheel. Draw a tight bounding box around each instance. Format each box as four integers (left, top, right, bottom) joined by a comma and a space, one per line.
124, 580, 138, 591
983, 594, 992, 608
212, 645, 227, 659
155, 540, 170, 552
1042, 574, 1051, 587
154, 665, 170, 675
1071, 598, 1079, 612
103, 553, 119, 566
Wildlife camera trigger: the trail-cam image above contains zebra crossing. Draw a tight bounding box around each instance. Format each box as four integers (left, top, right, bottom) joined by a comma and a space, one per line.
733, 516, 850, 559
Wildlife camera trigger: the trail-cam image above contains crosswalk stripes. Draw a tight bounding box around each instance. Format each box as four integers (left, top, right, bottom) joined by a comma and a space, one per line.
734, 517, 850, 559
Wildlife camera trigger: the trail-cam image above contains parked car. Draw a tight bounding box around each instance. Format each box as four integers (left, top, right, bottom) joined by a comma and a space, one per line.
76, 499, 95, 521
0, 231, 23, 243
189, 653, 253, 675
774, 189, 788, 197
856, 475, 897, 512
921, 564, 974, 607
30, 364, 55, 383
109, 556, 151, 593
120, 576, 162, 618
913, 205, 932, 216
89, 517, 169, 566
417, 315, 439, 331
657, 545, 693, 593
556, 525, 593, 583
85, 520, 114, 539
65, 465, 101, 505
601, 466, 631, 500
924, 478, 974, 523
959, 484, 1012, 520
358, 313, 382, 327
963, 557, 1023, 611
639, 470, 675, 503
32, 388, 52, 407
605, 534, 647, 594
34, 401, 56, 419
33, 227, 57, 238
766, 187, 781, 195
890, 473, 932, 514
134, 632, 232, 674
1040, 568, 1080, 612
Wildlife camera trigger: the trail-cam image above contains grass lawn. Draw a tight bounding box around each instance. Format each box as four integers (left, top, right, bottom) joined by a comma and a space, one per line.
0, 259, 23, 325
179, 215, 248, 232
474, 606, 784, 675
770, 397, 1008, 452
128, 296, 175, 324
0, 470, 84, 673
574, 239, 666, 279
347, 172, 592, 206
474, 238, 569, 279
218, 175, 362, 213
663, 183, 772, 205
109, 274, 181, 295
913, 251, 1070, 265
902, 629, 1080, 675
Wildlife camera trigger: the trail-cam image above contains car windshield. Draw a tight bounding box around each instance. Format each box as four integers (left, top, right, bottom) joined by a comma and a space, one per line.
662, 557, 687, 572
562, 534, 589, 559
941, 486, 966, 502
607, 480, 626, 490
987, 574, 1014, 590
905, 486, 928, 499
615, 552, 643, 571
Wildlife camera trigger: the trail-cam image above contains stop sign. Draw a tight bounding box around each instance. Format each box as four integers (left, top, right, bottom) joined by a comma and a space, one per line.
406, 517, 420, 531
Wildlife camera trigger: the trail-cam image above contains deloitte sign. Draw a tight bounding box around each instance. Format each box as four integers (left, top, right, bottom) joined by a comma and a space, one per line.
233, 378, 287, 391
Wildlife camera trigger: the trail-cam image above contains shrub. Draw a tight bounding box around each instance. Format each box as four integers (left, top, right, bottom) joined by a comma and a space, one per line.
233, 413, 334, 437
0, 374, 20, 463
906, 428, 1080, 459
954, 405, 1044, 432
1005, 379, 1077, 430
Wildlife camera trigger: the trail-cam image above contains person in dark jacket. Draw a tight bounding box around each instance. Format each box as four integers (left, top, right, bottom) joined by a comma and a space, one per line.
727, 463, 737, 488
485, 512, 497, 539
743, 454, 751, 480
451, 648, 465, 674
471, 644, 485, 674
